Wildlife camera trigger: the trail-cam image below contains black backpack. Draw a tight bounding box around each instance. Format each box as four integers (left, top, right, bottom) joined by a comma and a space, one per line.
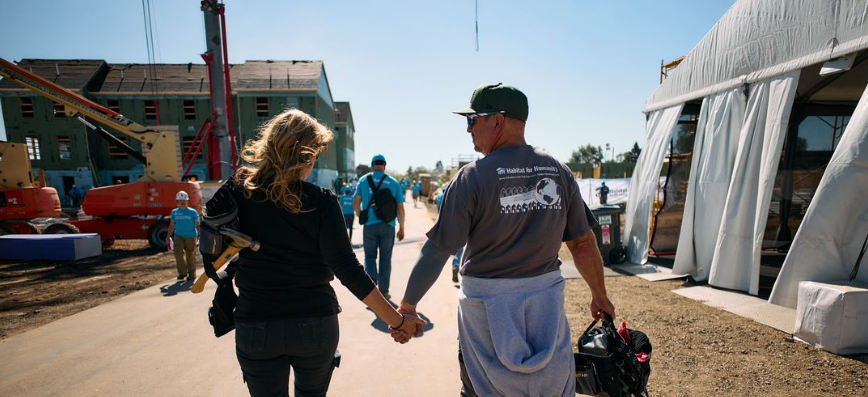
365, 174, 398, 223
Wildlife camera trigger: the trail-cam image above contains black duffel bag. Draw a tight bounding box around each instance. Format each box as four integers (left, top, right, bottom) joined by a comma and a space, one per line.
575, 314, 651, 397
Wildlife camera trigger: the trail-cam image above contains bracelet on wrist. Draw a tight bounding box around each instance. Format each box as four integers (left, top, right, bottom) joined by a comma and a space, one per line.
391, 314, 405, 330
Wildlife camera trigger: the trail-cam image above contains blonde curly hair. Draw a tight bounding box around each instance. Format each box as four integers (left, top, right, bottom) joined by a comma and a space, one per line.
234, 109, 333, 213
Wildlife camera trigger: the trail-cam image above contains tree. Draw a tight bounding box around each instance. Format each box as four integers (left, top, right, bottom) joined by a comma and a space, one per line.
622, 142, 641, 164
356, 164, 371, 177
433, 160, 444, 177
567, 144, 604, 170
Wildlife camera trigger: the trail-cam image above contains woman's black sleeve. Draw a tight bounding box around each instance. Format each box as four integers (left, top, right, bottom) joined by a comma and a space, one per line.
319, 195, 376, 300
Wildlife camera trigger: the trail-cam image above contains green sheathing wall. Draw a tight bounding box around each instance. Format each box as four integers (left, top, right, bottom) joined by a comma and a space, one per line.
90, 96, 210, 172
335, 124, 347, 175
315, 95, 337, 171
234, 94, 310, 147
233, 93, 339, 171
0, 95, 90, 170
2, 86, 350, 185
334, 123, 355, 178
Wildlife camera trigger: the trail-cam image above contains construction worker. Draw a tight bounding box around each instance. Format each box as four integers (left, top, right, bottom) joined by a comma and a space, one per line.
166, 190, 200, 281
339, 186, 355, 239
411, 180, 422, 207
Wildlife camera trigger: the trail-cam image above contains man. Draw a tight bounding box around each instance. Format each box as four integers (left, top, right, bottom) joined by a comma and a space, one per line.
396, 83, 615, 396
354, 154, 406, 299
411, 180, 422, 207
597, 180, 610, 205
68, 184, 80, 207
339, 186, 355, 239
166, 190, 201, 281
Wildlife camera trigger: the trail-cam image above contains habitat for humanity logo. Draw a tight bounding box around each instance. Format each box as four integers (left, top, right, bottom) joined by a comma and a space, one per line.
496, 166, 558, 176
499, 177, 563, 213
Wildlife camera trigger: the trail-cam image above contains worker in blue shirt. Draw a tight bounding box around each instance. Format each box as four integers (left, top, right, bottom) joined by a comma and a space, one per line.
411, 180, 422, 207
339, 186, 356, 239
354, 154, 406, 299
166, 190, 200, 281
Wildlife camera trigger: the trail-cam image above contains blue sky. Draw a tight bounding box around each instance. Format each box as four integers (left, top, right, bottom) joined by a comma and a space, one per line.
0, 0, 734, 173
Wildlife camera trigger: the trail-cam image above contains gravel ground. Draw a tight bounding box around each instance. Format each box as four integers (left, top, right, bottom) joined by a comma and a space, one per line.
0, 240, 177, 340
564, 274, 868, 397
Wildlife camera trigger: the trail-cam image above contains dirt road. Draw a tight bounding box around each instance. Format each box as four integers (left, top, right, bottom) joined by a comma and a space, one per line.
0, 240, 177, 340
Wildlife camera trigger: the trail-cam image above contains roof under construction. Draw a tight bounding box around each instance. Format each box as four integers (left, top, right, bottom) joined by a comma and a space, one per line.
0, 58, 326, 95
0, 59, 106, 92
232, 60, 322, 92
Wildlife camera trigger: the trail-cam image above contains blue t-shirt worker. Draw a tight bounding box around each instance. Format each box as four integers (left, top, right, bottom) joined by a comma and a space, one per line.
353, 154, 405, 299
339, 186, 356, 240
167, 190, 201, 281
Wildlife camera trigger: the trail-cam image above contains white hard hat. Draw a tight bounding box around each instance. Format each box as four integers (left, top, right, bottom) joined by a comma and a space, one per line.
176, 190, 190, 201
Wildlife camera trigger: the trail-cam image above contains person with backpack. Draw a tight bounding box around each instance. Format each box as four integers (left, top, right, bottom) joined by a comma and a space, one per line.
354, 154, 406, 299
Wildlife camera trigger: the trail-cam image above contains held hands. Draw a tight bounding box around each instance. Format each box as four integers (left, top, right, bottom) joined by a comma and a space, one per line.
389, 302, 425, 344
390, 312, 425, 344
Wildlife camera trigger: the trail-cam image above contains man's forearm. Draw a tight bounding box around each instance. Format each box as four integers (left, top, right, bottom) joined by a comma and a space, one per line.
397, 205, 405, 228
402, 240, 451, 306
566, 232, 608, 299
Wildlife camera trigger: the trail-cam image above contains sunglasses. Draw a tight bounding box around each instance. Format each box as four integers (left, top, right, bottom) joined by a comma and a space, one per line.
466, 111, 505, 127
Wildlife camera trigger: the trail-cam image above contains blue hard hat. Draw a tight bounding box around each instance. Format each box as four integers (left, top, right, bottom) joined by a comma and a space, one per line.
371, 154, 386, 165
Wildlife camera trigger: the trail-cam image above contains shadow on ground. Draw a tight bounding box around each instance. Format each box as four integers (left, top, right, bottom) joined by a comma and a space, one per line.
160, 280, 192, 296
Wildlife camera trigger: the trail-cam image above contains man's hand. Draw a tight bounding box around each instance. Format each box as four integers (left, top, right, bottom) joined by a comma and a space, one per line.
590, 295, 616, 320
391, 312, 426, 344
390, 301, 424, 343
397, 227, 405, 241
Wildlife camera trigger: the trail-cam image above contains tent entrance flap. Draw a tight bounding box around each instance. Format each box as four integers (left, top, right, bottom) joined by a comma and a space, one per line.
672, 88, 747, 280
623, 104, 683, 264
709, 71, 801, 295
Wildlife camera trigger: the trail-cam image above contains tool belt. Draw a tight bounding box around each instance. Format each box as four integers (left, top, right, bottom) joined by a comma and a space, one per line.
200, 183, 240, 283
200, 181, 241, 338
574, 315, 651, 397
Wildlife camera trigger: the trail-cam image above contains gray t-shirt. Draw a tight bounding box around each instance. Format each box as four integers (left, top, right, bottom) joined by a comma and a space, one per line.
427, 144, 595, 278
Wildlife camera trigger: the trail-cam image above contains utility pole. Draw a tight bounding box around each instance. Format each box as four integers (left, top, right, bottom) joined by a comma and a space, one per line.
201, 0, 234, 180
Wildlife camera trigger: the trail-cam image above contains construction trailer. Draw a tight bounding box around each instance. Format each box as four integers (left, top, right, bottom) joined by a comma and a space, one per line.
623, 0, 868, 310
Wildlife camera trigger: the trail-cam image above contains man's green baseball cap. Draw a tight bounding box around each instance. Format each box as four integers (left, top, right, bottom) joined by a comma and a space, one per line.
453, 83, 528, 121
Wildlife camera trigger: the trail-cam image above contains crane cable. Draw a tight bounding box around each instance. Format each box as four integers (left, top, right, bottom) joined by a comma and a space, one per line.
141, 0, 160, 95
475, 0, 479, 51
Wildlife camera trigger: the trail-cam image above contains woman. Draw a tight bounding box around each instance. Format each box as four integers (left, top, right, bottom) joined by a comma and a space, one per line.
228, 109, 419, 397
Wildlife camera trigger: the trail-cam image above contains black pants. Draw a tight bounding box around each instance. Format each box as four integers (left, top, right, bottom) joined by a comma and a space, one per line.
236, 315, 340, 397
458, 347, 479, 397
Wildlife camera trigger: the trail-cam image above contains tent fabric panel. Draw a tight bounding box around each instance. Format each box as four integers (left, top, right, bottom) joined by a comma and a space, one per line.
769, 82, 868, 308
709, 71, 800, 294
644, 0, 868, 113
673, 88, 747, 280
623, 104, 684, 264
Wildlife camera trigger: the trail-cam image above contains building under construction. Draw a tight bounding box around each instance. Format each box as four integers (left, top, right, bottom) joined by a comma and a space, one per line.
0, 58, 356, 204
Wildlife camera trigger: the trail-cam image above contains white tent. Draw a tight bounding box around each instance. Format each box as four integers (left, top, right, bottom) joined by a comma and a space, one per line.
626, 0, 868, 307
